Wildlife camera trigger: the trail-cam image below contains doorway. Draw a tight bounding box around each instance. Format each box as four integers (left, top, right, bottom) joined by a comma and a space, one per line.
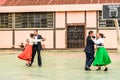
67, 25, 85, 48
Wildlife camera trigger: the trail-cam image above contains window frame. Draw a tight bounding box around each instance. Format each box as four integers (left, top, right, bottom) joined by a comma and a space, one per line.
15, 12, 54, 29
0, 12, 55, 30
0, 13, 12, 29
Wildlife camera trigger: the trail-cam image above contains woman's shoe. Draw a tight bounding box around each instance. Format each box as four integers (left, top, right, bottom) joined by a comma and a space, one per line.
104, 67, 108, 71
96, 67, 101, 71
26, 63, 31, 67
29, 63, 32, 66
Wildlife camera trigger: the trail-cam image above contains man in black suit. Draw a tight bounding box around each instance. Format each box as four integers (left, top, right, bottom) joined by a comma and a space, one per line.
31, 30, 45, 67
84, 31, 95, 71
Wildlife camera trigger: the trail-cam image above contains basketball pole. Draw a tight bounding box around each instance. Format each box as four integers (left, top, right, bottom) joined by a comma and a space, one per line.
114, 19, 120, 53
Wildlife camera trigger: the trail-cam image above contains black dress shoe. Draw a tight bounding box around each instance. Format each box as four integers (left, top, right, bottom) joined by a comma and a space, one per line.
38, 65, 42, 67
85, 68, 91, 71
96, 67, 101, 71
104, 67, 108, 71
85, 67, 91, 71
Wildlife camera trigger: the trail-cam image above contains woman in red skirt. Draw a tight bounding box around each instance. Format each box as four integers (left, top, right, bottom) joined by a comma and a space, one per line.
18, 33, 41, 67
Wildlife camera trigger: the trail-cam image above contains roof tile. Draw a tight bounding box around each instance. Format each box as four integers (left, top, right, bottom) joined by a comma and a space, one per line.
2, 0, 120, 6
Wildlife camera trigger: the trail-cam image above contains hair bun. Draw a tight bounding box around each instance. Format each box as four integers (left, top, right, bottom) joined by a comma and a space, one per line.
102, 34, 105, 38
99, 33, 105, 38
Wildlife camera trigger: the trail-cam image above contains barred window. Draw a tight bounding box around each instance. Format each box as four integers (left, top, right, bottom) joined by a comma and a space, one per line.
99, 11, 115, 27
0, 13, 12, 28
15, 12, 54, 28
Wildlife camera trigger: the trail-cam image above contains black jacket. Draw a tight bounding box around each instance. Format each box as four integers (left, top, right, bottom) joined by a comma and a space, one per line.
36, 34, 43, 50
84, 36, 95, 54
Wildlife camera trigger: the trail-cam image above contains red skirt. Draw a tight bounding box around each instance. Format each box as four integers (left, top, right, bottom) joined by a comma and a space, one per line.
18, 44, 32, 62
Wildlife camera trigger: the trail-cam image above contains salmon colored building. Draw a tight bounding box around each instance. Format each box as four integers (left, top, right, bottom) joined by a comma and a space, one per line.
0, 0, 120, 49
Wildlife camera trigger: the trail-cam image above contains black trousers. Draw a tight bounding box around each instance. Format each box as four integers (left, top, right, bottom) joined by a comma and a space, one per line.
31, 45, 42, 66
85, 52, 94, 68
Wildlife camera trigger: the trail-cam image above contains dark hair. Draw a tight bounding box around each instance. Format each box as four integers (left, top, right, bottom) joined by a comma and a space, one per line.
88, 31, 93, 35
30, 33, 34, 38
34, 29, 38, 32
99, 33, 105, 38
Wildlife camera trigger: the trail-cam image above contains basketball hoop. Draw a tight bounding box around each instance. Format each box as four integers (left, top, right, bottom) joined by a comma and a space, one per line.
103, 4, 120, 53
103, 4, 120, 19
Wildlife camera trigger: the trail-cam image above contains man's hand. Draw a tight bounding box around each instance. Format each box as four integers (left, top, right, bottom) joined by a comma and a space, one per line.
42, 37, 46, 41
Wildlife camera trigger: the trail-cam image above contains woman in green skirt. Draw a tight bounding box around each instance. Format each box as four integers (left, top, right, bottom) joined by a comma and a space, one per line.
92, 33, 111, 71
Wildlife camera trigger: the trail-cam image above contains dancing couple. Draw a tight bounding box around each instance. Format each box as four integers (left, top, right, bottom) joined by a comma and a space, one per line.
84, 31, 111, 71
18, 30, 45, 67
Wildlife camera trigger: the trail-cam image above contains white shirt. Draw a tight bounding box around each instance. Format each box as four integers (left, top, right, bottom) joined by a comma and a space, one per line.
27, 37, 41, 46
93, 38, 104, 47
34, 35, 38, 45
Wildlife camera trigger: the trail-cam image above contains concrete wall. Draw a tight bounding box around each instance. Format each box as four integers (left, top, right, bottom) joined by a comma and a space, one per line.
15, 31, 33, 48
56, 30, 66, 48
99, 30, 117, 49
56, 12, 65, 28
55, 12, 66, 48
0, 31, 13, 48
86, 11, 97, 28
67, 11, 85, 23
39, 30, 54, 49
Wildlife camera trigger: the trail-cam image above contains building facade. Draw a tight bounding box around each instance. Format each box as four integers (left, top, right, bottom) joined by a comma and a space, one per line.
0, 0, 120, 49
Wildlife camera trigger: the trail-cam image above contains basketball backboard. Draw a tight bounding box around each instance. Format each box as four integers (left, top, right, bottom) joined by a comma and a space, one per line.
103, 4, 120, 19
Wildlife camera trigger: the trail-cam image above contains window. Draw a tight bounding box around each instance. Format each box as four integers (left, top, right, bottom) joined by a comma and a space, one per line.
99, 11, 115, 27
0, 13, 12, 28
15, 12, 54, 28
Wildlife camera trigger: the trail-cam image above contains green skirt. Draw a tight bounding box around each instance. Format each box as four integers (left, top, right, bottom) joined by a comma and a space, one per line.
93, 47, 111, 66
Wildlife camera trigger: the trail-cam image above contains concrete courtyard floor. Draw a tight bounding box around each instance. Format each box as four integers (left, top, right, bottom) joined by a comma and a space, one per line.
0, 50, 120, 80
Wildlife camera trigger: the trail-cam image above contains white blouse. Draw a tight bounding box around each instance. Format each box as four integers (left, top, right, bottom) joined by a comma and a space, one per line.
27, 37, 41, 46
93, 38, 104, 47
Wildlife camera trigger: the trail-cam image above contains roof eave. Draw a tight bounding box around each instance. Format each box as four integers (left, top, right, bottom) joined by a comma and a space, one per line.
0, 3, 119, 13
